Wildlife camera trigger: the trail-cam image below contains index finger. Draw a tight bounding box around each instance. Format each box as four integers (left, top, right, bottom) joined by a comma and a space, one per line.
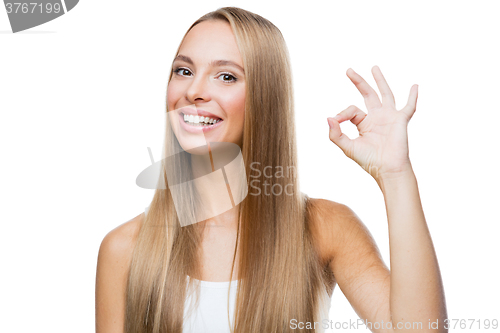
346, 68, 382, 110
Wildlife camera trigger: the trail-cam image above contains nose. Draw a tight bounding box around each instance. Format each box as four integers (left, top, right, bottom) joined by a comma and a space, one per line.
185, 74, 211, 103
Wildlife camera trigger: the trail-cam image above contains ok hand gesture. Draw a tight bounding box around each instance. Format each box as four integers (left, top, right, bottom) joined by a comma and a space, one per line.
328, 66, 418, 181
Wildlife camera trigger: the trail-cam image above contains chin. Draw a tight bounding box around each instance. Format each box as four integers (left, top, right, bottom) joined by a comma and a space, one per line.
180, 143, 211, 156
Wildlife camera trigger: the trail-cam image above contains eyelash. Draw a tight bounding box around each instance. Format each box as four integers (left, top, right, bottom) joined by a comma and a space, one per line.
173, 67, 238, 84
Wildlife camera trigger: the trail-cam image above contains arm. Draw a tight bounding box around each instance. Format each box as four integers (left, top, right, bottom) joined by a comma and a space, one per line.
96, 215, 141, 333
324, 66, 447, 332
376, 164, 447, 331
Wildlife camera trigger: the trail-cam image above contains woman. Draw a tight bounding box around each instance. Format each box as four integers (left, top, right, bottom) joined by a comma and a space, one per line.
95, 6, 447, 333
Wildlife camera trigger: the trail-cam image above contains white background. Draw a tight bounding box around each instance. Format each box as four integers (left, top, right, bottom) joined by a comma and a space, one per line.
1, 1, 499, 332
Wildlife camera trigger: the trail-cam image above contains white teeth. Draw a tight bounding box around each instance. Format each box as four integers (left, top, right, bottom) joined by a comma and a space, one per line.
183, 113, 221, 125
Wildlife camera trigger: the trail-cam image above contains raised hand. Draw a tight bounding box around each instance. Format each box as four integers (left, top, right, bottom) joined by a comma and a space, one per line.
327, 66, 418, 181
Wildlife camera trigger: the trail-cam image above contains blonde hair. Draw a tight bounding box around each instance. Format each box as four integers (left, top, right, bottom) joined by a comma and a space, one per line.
125, 7, 333, 332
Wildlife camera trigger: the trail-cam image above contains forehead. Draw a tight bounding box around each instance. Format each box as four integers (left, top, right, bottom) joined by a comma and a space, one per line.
178, 20, 242, 64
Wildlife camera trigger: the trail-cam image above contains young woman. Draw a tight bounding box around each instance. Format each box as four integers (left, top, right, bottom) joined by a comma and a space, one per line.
95, 7, 447, 333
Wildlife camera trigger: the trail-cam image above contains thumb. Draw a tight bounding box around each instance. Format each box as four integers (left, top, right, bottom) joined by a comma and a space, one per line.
327, 117, 353, 155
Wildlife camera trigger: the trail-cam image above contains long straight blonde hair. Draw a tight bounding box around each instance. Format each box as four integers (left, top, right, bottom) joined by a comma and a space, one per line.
125, 7, 333, 333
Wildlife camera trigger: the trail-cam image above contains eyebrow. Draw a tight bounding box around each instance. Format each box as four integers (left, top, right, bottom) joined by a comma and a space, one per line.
173, 54, 244, 74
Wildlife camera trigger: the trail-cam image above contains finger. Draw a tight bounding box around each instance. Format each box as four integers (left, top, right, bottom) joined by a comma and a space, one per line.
371, 65, 396, 107
400, 84, 418, 119
327, 117, 353, 156
346, 68, 382, 110
333, 105, 367, 127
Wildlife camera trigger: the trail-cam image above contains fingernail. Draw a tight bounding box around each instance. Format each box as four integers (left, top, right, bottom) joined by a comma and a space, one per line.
333, 114, 342, 120
327, 118, 334, 130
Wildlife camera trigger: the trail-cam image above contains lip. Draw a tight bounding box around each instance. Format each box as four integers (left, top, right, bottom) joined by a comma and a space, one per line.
178, 111, 224, 134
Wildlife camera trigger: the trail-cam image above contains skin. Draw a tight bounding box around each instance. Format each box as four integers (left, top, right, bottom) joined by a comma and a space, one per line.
95, 19, 447, 333
167, 20, 246, 151
325, 68, 447, 332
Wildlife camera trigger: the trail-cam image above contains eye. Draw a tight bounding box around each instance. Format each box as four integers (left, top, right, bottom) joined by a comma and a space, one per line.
173, 67, 192, 77
217, 72, 237, 83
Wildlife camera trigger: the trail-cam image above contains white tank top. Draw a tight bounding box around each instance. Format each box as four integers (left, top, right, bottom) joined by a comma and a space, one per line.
182, 276, 331, 333
183, 276, 238, 332
144, 206, 332, 332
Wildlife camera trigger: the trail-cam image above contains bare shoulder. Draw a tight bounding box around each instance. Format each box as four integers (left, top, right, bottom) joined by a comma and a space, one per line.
97, 212, 144, 282
306, 197, 391, 325
95, 212, 144, 333
99, 213, 143, 254
306, 197, 373, 266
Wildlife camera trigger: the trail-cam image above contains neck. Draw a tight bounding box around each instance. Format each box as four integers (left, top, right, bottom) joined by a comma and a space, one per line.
186, 144, 246, 229
198, 204, 240, 231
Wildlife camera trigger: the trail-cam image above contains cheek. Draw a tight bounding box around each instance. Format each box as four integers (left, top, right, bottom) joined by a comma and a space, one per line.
223, 89, 246, 120
166, 83, 182, 110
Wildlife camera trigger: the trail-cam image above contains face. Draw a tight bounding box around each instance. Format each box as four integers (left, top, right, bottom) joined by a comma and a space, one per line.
167, 20, 246, 152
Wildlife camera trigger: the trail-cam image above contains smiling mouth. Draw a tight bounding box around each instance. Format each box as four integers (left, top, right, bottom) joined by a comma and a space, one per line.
181, 112, 223, 126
